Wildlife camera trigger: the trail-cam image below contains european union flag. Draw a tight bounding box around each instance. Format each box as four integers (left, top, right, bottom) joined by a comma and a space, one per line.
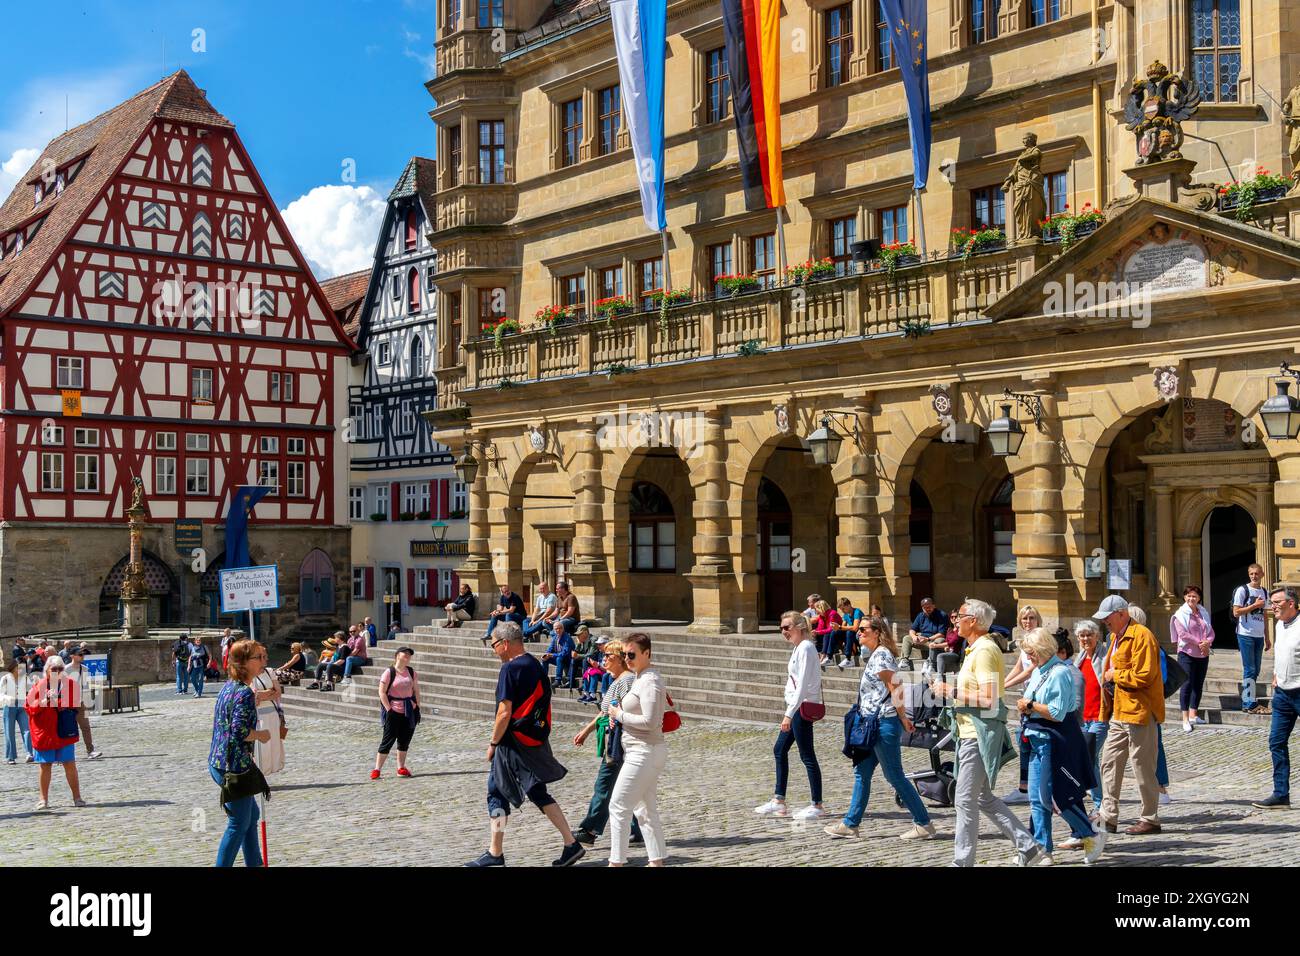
224, 485, 270, 569
880, 0, 932, 190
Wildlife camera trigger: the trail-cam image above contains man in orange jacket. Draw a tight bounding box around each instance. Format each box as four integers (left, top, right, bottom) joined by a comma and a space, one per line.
1095, 595, 1165, 835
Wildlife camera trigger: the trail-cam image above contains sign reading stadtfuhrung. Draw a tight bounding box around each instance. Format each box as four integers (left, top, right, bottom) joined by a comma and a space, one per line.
219, 565, 281, 613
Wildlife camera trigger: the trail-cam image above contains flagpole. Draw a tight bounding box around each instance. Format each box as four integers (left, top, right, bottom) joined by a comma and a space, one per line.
775, 206, 788, 279
661, 228, 672, 291
913, 188, 927, 259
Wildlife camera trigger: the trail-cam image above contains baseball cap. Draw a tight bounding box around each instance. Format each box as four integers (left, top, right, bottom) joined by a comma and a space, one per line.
1093, 595, 1129, 619
595, 636, 609, 645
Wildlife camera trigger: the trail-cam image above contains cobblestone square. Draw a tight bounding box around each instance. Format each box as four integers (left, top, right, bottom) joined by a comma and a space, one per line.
1, 685, 1294, 868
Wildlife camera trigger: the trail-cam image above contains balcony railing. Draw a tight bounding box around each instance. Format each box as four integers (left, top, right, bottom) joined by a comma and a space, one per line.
434, 31, 510, 77
453, 244, 1046, 392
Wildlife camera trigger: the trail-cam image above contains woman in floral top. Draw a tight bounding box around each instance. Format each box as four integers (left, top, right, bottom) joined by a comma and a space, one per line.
824, 616, 936, 841
208, 640, 271, 867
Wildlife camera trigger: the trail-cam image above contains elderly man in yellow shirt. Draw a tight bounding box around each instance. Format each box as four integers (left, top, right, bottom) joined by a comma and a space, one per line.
1094, 595, 1165, 835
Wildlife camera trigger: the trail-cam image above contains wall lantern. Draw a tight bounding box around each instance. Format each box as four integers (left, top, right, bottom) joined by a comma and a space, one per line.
1261, 362, 1300, 441
985, 389, 1045, 458
453, 439, 500, 485
430, 520, 449, 542
805, 411, 861, 466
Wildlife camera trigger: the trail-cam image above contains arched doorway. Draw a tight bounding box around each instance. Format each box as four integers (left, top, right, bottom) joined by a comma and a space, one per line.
100, 553, 177, 626
299, 549, 336, 616
1203, 505, 1256, 649
908, 481, 933, 618
758, 477, 794, 622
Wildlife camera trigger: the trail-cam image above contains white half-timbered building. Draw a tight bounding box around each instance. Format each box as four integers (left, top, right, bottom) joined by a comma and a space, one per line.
0, 71, 353, 636
321, 158, 467, 633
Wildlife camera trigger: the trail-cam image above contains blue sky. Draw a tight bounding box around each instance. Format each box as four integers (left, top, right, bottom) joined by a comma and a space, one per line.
0, 0, 443, 276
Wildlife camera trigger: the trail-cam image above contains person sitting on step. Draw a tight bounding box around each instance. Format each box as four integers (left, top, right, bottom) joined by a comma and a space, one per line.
541, 626, 577, 689
307, 632, 352, 690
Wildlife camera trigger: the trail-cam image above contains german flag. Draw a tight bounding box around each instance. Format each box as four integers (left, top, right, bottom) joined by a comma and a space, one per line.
723, 0, 784, 210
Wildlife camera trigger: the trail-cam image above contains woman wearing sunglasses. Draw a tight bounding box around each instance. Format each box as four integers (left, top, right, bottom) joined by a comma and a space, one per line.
825, 616, 935, 840
606, 633, 669, 866
754, 611, 825, 820
26, 655, 85, 810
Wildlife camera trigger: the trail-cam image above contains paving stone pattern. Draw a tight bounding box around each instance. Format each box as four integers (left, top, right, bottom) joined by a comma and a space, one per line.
1, 684, 1293, 867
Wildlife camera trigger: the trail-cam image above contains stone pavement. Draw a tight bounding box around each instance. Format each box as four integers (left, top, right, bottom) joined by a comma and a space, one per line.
1, 684, 1293, 867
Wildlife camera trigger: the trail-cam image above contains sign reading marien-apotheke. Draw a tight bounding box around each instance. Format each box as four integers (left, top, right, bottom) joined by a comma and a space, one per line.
410, 540, 469, 557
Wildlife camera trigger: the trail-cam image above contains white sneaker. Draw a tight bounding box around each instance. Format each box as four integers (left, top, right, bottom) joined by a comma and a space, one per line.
4, 759, 14, 765
837, 658, 850, 669
1182, 720, 1193, 733
754, 799, 790, 817
34, 799, 47, 811
1083, 830, 1106, 864
1004, 789, 1030, 804
1159, 791, 1172, 805
341, 678, 353, 686
87, 751, 102, 760
823, 821, 858, 838
900, 822, 936, 840
1038, 854, 1055, 867
23, 755, 34, 764
793, 805, 825, 821
1059, 837, 1084, 850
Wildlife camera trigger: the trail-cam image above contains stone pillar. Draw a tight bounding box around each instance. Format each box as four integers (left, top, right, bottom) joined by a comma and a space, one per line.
687, 407, 746, 634
1255, 482, 1276, 580
1009, 382, 1071, 625
1275, 449, 1300, 585
456, 435, 496, 597
121, 481, 150, 638
1153, 485, 1178, 610
827, 394, 887, 611
567, 423, 620, 626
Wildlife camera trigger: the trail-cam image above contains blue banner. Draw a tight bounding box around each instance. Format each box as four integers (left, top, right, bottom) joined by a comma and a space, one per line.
224, 485, 270, 570
610, 0, 667, 231
880, 0, 932, 190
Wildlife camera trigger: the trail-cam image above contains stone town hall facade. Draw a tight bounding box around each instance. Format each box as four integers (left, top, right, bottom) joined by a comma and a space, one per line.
420, 0, 1300, 641
0, 72, 352, 637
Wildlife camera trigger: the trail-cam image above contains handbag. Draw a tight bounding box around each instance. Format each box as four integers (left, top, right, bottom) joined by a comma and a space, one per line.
219, 762, 271, 806
841, 702, 880, 758
50, 680, 79, 739
662, 693, 682, 733
799, 701, 826, 722
1160, 649, 1188, 700
606, 720, 625, 764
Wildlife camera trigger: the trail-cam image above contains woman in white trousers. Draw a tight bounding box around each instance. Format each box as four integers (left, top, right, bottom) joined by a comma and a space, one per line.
607, 633, 668, 866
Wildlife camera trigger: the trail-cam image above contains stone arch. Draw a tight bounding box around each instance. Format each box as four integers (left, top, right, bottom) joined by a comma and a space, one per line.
1176, 486, 1258, 540
611, 444, 696, 622
99, 550, 177, 626
504, 446, 576, 595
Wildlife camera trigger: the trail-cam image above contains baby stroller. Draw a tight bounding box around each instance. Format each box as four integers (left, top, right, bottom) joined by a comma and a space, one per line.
895, 654, 960, 808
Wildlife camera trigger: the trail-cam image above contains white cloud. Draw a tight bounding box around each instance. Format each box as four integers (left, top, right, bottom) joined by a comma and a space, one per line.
280, 184, 387, 280
402, 25, 438, 78
0, 148, 41, 202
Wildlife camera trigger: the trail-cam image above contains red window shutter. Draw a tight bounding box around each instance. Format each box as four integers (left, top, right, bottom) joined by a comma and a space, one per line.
451, 572, 460, 599
407, 568, 415, 601
427, 569, 439, 603
406, 209, 418, 250
364, 567, 374, 601
390, 482, 401, 520
439, 479, 450, 520
408, 268, 420, 313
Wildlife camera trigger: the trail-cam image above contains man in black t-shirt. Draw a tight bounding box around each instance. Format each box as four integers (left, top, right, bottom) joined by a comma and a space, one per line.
465, 621, 585, 868
484, 584, 527, 641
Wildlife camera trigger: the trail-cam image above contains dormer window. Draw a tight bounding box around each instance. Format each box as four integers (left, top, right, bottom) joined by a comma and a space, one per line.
55, 172, 65, 196
33, 182, 43, 205
405, 209, 419, 251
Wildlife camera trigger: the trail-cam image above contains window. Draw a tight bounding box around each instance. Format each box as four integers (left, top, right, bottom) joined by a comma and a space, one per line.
56, 356, 83, 389
74, 427, 100, 447
447, 125, 462, 187
260, 436, 279, 454
155, 456, 176, 495
288, 437, 306, 455
157, 432, 176, 451
971, 0, 1001, 43
186, 458, 210, 495
349, 486, 365, 520
287, 461, 306, 497
876, 0, 894, 71
599, 266, 624, 300
479, 120, 506, 184
352, 567, 367, 599
418, 482, 432, 515
971, 185, 1006, 231
448, 292, 463, 355
42, 425, 64, 446
561, 273, 585, 315
477, 0, 503, 29
270, 372, 281, 402
391, 274, 402, 300
1044, 170, 1068, 217
878, 204, 908, 245
453, 480, 468, 514
400, 401, 416, 434
560, 98, 584, 168
375, 484, 389, 518
706, 48, 731, 124
479, 287, 505, 327
830, 216, 857, 275
1028, 0, 1060, 26
441, 569, 453, 600
638, 257, 663, 312
446, 0, 461, 31
405, 209, 419, 251
986, 476, 1016, 576
709, 242, 733, 296
74, 454, 99, 493
377, 341, 392, 366
40, 453, 63, 492
628, 482, 676, 571
33, 182, 43, 206
426, 267, 437, 294
186, 434, 210, 452
259, 460, 279, 490
598, 85, 621, 156
408, 268, 421, 314
191, 367, 214, 403
414, 569, 430, 600
283, 373, 296, 403
410, 336, 425, 378
750, 234, 776, 289
825, 4, 854, 88
1192, 0, 1240, 103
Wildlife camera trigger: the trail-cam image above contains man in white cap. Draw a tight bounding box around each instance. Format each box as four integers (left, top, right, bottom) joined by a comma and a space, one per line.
1094, 595, 1164, 835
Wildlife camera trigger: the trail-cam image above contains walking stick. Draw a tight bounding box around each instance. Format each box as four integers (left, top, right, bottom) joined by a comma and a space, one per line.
260, 791, 269, 866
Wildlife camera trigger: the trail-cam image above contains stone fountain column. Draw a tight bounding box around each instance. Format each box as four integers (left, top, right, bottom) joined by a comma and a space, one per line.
120, 478, 150, 639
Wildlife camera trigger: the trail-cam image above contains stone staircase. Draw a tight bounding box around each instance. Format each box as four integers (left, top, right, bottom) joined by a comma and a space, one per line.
280, 623, 1274, 730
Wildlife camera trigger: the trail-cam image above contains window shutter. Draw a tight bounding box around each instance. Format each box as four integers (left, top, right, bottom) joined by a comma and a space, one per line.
407, 568, 416, 601
390, 482, 401, 520
364, 567, 374, 601
427, 569, 439, 603
439, 479, 451, 519
451, 572, 460, 600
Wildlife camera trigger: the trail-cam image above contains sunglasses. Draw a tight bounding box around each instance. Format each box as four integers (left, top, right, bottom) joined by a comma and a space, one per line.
624, 651, 639, 660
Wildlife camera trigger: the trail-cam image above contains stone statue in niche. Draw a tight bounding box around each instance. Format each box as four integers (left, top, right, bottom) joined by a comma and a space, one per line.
1284, 72, 1300, 193
1002, 132, 1046, 242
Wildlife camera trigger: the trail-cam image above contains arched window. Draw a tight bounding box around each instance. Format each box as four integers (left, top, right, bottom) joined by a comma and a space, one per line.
986, 476, 1016, 577
629, 481, 675, 571
405, 208, 419, 251
410, 335, 424, 378
408, 267, 420, 314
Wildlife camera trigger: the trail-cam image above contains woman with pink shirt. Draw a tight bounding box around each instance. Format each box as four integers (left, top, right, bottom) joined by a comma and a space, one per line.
372, 647, 420, 779
813, 600, 842, 669
1170, 584, 1214, 732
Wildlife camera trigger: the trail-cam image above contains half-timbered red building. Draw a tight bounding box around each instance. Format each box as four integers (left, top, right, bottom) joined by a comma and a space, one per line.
0, 71, 354, 636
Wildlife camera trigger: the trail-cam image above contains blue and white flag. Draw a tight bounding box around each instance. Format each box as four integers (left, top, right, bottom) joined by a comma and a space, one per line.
610, 0, 666, 231
880, 0, 932, 190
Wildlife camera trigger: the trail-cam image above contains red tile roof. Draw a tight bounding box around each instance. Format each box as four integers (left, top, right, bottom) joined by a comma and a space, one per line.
0, 70, 232, 315
318, 268, 370, 339
529, 0, 607, 35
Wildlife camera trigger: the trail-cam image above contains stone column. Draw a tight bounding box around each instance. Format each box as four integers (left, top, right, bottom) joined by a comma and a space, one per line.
1009, 381, 1071, 625
1153, 485, 1178, 609
456, 434, 496, 597
1275, 449, 1300, 585
121, 479, 150, 638
687, 406, 745, 634
828, 394, 887, 611
567, 423, 620, 626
